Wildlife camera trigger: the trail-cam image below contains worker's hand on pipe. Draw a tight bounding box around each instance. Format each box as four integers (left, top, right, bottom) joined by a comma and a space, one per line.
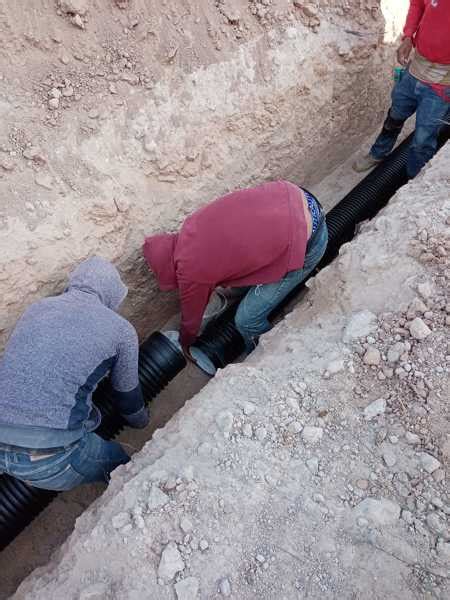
397, 37, 413, 67
182, 345, 196, 363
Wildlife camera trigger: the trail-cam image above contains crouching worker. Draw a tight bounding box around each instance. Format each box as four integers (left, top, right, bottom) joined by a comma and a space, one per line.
143, 181, 328, 373
0, 257, 149, 491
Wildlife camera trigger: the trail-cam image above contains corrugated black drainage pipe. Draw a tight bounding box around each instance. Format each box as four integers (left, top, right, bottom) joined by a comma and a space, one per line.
0, 331, 186, 551
195, 306, 246, 370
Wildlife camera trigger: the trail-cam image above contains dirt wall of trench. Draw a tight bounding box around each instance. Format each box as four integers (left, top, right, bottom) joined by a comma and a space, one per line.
0, 0, 408, 347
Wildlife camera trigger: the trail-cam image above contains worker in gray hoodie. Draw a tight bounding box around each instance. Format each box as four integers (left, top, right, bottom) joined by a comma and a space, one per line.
0, 257, 149, 491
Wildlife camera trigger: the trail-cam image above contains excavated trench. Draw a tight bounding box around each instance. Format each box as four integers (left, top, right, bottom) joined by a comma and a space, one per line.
1, 122, 449, 597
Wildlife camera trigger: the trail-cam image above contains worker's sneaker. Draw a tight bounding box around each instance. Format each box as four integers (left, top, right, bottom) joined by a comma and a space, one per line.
352, 154, 383, 173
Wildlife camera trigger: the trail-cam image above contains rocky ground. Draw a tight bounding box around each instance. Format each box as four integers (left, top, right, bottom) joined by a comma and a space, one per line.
11, 145, 449, 600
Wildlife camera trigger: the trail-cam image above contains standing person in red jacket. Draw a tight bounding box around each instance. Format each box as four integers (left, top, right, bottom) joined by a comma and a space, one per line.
143, 181, 328, 373
354, 0, 450, 178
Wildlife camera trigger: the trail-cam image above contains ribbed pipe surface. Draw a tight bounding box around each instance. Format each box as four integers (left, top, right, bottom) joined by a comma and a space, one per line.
195, 307, 245, 369
322, 133, 411, 265
0, 331, 186, 551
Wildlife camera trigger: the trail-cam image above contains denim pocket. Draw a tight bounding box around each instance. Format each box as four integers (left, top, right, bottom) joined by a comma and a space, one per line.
24, 463, 84, 491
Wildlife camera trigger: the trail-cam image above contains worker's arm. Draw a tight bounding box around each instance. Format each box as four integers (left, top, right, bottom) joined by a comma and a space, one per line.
178, 278, 213, 350
397, 0, 425, 65
110, 324, 149, 429
403, 0, 425, 39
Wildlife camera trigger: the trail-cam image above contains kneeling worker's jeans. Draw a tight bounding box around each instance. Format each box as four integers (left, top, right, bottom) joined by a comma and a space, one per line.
234, 217, 328, 352
0, 433, 129, 491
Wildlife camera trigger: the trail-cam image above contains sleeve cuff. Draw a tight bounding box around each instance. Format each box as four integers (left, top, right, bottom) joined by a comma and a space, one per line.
122, 406, 150, 429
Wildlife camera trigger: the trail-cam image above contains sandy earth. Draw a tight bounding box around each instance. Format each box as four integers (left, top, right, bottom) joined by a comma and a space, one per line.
0, 0, 405, 350
9, 144, 450, 599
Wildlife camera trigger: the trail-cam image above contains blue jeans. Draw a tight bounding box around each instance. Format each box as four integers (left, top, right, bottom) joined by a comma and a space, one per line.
0, 433, 129, 491
234, 218, 328, 351
370, 70, 450, 178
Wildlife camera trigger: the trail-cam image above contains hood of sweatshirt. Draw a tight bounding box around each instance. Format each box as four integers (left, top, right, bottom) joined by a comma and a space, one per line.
143, 233, 178, 291
66, 256, 128, 311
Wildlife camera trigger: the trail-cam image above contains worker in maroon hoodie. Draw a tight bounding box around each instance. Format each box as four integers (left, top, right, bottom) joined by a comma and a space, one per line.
143, 181, 328, 369
354, 0, 450, 178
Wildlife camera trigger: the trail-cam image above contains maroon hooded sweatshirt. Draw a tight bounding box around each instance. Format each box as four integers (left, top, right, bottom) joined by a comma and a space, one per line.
143, 180, 308, 347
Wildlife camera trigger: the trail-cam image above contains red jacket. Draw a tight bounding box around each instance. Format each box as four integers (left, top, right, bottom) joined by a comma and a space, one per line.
404, 0, 450, 100
404, 0, 450, 64
144, 181, 308, 347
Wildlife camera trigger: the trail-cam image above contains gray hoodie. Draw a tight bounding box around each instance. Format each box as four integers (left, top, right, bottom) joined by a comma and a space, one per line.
0, 257, 145, 448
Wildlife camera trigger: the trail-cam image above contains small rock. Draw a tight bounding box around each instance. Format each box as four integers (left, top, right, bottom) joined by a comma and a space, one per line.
417, 281, 434, 300
199, 539, 209, 551
313, 492, 325, 504
301, 3, 319, 18
357, 517, 369, 527
180, 517, 193, 533
409, 297, 428, 314
419, 453, 441, 474
112, 511, 129, 529
301, 426, 323, 445
287, 421, 303, 434
306, 456, 319, 475
401, 510, 413, 524
175, 577, 199, 600
216, 410, 234, 436
363, 398, 386, 420
409, 317, 431, 340
343, 310, 377, 342
382, 445, 397, 467
219, 578, 232, 596
72, 13, 85, 29
49, 87, 62, 99
433, 469, 445, 483
242, 402, 256, 416
363, 347, 381, 366
0, 157, 15, 171
35, 173, 53, 190
48, 97, 60, 110
405, 432, 420, 445
23, 146, 46, 163
353, 498, 401, 526
62, 86, 74, 97
387, 342, 405, 364
60, 51, 70, 64
255, 426, 267, 442
376, 428, 387, 445
242, 423, 253, 438
59, 0, 88, 16
356, 479, 369, 490
426, 513, 446, 536
147, 486, 169, 511
158, 543, 184, 581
